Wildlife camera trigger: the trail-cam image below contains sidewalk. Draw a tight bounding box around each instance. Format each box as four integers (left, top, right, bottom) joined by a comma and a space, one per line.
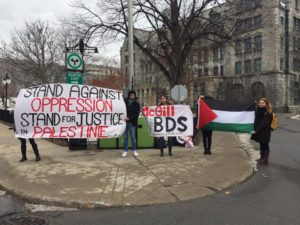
0, 123, 253, 208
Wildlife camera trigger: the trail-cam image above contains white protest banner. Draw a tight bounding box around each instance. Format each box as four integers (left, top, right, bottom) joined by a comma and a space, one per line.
14, 83, 126, 138
142, 105, 193, 137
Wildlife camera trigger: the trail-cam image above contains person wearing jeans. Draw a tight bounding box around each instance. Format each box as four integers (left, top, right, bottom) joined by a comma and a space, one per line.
122, 90, 140, 157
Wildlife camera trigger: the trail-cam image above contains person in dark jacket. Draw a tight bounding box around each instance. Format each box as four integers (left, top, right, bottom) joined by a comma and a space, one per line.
157, 95, 173, 157
251, 98, 273, 165
200, 95, 214, 155
122, 90, 140, 157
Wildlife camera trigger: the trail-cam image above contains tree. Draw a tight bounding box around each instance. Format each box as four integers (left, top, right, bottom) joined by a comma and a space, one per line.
66, 0, 235, 86
0, 20, 64, 87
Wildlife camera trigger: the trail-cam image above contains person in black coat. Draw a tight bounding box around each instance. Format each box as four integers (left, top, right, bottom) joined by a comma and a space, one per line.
157, 95, 173, 157
251, 98, 273, 165
122, 90, 140, 157
200, 95, 214, 155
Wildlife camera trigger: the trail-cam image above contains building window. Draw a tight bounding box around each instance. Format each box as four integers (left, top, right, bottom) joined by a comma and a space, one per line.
235, 40, 242, 53
217, 82, 224, 100
252, 82, 265, 100
254, 58, 262, 72
244, 38, 252, 52
280, 59, 284, 71
235, 61, 242, 74
203, 48, 209, 62
213, 47, 219, 60
293, 82, 300, 104
204, 68, 209, 76
253, 15, 262, 28
236, 20, 244, 33
245, 60, 252, 73
254, 35, 262, 50
213, 66, 219, 76
296, 0, 299, 10
245, 18, 253, 31
294, 37, 300, 51
197, 68, 203, 76
200, 82, 206, 95
220, 65, 224, 76
293, 58, 300, 71
197, 51, 202, 63
294, 17, 300, 30
220, 45, 224, 58
281, 16, 284, 25
232, 84, 244, 102
281, 35, 285, 49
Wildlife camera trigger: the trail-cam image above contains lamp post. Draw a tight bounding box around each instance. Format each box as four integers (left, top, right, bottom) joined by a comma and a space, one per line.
280, 1, 290, 112
66, 38, 98, 71
2, 74, 11, 110
65, 39, 98, 150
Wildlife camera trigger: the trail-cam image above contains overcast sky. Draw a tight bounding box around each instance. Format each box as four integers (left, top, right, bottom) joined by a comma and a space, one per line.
0, 0, 121, 58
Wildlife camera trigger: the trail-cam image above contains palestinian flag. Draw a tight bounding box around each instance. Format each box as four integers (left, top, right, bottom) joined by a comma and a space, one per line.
197, 98, 255, 133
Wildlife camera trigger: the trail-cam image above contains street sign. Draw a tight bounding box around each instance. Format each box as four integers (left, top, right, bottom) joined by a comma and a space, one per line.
66, 52, 83, 71
66, 72, 83, 84
171, 85, 188, 102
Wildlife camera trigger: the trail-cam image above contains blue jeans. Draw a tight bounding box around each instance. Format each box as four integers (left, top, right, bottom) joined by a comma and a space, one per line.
123, 123, 137, 151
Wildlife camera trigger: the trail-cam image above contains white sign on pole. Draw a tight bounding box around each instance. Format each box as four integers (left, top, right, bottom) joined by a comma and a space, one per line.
171, 85, 187, 102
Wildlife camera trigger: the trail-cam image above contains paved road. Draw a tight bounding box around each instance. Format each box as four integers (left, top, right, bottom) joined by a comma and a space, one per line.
1, 114, 299, 225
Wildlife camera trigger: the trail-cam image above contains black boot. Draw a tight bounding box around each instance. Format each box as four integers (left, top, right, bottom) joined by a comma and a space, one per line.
160, 149, 164, 157
20, 145, 27, 162
168, 147, 173, 156
258, 152, 269, 165
204, 149, 211, 155
31, 142, 41, 161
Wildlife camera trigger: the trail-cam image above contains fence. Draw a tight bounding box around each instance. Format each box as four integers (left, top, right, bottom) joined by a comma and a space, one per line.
0, 109, 14, 124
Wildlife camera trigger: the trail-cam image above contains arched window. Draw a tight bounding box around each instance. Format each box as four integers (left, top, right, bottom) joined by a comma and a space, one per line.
232, 84, 244, 102
293, 82, 300, 105
251, 82, 265, 100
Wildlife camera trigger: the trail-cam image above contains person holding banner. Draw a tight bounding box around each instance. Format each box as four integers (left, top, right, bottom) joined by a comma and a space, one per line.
18, 138, 41, 162
158, 95, 173, 157
122, 90, 140, 157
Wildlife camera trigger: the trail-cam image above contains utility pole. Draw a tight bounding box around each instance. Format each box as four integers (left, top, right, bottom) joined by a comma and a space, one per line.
128, 0, 134, 90
283, 2, 290, 112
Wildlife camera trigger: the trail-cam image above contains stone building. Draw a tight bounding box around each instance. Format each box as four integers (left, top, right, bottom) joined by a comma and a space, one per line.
120, 29, 170, 106
120, 0, 300, 111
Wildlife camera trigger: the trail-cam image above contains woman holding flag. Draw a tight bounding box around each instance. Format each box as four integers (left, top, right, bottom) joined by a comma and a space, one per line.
251, 98, 273, 165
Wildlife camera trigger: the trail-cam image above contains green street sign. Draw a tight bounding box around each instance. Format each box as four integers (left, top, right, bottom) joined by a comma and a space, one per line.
66, 72, 83, 84
66, 52, 83, 71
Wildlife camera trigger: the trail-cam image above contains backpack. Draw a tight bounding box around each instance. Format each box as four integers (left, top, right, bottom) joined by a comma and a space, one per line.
270, 113, 278, 130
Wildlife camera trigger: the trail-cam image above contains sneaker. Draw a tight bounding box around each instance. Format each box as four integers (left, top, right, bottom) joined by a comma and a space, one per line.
133, 151, 139, 157
122, 151, 127, 157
